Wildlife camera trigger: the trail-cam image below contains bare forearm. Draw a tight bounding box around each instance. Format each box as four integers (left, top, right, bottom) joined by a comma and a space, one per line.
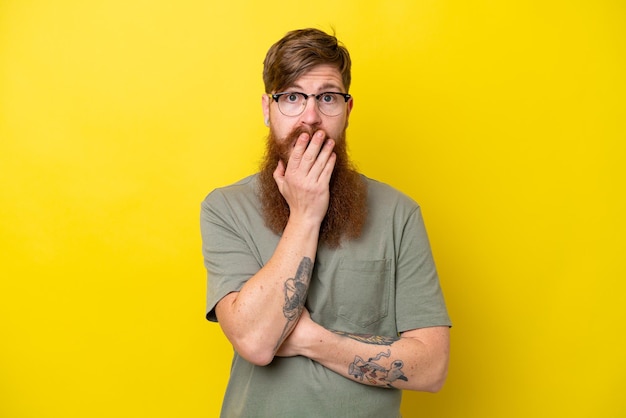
298, 326, 450, 392
215, 219, 320, 365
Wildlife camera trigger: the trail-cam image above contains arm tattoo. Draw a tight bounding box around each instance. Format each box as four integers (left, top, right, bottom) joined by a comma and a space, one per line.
332, 330, 407, 387
273, 257, 312, 351
348, 349, 408, 388
331, 330, 400, 346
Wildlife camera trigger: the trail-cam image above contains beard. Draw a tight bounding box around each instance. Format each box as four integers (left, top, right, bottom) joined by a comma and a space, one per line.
258, 126, 368, 248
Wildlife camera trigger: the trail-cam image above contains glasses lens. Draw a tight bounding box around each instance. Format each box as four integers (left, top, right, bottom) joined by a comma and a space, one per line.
317, 93, 343, 116
276, 93, 347, 116
278, 93, 304, 116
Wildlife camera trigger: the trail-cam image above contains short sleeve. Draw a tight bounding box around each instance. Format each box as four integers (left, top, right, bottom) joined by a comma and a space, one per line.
200, 190, 263, 322
395, 206, 451, 332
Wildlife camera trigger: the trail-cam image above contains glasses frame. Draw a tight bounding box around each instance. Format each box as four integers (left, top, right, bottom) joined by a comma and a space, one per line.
270, 91, 352, 117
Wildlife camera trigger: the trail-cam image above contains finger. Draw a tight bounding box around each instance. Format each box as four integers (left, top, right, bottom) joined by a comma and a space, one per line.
307, 137, 335, 180
274, 159, 286, 177
273, 159, 286, 187
287, 132, 311, 171
296, 130, 327, 171
318, 151, 337, 183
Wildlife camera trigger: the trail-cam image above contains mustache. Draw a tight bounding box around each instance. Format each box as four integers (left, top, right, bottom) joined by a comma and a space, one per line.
273, 126, 320, 164
285, 126, 317, 145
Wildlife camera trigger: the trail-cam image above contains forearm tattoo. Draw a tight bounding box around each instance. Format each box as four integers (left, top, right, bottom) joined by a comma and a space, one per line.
332, 330, 407, 388
331, 330, 400, 346
273, 257, 312, 351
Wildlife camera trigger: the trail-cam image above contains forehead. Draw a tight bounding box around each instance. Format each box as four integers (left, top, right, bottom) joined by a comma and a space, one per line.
287, 64, 345, 91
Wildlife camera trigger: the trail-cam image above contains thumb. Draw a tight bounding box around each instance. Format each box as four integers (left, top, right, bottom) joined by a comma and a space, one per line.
273, 159, 286, 185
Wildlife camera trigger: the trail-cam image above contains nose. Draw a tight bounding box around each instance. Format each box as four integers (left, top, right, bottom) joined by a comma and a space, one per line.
299, 96, 322, 126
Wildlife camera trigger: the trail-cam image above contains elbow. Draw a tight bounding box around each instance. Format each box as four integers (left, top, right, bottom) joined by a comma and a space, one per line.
231, 337, 276, 367
241, 350, 275, 367
423, 370, 448, 393
216, 299, 277, 366
422, 356, 449, 393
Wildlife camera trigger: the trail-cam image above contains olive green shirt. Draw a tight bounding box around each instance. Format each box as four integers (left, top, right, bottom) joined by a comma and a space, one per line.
201, 174, 451, 418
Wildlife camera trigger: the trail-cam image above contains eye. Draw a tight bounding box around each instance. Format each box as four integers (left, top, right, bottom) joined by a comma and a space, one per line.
320, 93, 336, 104
285, 93, 300, 103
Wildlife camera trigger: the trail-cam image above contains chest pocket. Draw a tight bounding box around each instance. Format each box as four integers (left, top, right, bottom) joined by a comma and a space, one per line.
332, 259, 391, 328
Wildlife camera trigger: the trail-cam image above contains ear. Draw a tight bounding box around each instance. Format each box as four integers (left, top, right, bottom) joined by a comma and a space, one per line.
346, 96, 354, 116
345, 96, 354, 127
262, 94, 271, 126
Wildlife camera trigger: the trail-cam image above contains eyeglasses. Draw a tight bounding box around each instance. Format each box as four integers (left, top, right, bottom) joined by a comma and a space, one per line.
270, 92, 352, 117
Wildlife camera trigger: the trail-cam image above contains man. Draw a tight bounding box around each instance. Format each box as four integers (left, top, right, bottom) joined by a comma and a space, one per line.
201, 28, 451, 417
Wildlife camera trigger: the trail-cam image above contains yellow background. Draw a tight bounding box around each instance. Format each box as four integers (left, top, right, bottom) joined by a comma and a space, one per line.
1, 1, 624, 417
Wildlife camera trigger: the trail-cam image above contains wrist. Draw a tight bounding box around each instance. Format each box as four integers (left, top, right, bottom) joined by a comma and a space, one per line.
283, 215, 322, 239
300, 322, 334, 362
